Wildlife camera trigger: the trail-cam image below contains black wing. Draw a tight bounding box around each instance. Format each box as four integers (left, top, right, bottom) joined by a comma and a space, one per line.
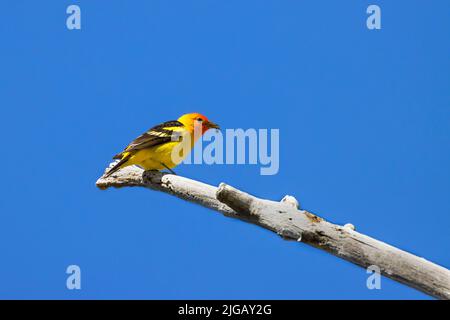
113, 120, 184, 159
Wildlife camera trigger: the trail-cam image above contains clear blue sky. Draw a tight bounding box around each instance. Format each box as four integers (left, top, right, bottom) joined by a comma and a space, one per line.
0, 1, 449, 299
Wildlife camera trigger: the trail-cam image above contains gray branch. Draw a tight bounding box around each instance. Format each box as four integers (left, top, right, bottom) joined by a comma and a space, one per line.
96, 164, 450, 299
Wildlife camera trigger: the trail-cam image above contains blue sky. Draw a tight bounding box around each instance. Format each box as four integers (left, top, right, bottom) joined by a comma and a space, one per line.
0, 1, 449, 299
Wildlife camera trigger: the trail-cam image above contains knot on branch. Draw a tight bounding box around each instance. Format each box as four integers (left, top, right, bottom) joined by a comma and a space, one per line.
216, 183, 256, 215
281, 195, 300, 209
142, 170, 166, 184
343, 223, 356, 231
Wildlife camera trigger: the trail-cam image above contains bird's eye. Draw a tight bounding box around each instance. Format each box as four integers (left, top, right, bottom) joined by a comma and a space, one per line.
196, 118, 203, 122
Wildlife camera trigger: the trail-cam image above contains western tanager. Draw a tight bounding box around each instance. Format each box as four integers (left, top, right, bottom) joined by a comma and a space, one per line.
104, 113, 219, 177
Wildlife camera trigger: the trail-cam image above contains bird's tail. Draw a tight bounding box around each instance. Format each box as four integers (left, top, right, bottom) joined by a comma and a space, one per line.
103, 153, 131, 178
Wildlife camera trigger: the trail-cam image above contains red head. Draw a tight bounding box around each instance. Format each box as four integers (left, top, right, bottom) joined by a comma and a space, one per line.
177, 113, 220, 134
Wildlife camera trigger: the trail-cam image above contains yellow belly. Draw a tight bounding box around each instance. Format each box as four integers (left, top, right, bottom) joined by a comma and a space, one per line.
124, 141, 191, 171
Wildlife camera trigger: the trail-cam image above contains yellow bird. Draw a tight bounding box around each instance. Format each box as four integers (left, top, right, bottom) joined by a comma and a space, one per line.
104, 113, 219, 177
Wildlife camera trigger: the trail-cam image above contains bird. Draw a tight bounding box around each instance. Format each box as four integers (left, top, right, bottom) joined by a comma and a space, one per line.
103, 113, 219, 177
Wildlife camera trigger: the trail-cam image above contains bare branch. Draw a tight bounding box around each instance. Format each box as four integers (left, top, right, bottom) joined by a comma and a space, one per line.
96, 165, 450, 299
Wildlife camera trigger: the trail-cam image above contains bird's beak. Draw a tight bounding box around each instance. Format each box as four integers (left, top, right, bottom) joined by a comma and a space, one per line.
206, 121, 220, 130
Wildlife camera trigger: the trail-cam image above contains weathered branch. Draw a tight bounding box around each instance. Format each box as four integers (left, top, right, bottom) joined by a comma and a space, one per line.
96, 164, 450, 299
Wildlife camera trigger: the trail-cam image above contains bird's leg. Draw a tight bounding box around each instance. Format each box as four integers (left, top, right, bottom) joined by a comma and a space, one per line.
160, 162, 177, 175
